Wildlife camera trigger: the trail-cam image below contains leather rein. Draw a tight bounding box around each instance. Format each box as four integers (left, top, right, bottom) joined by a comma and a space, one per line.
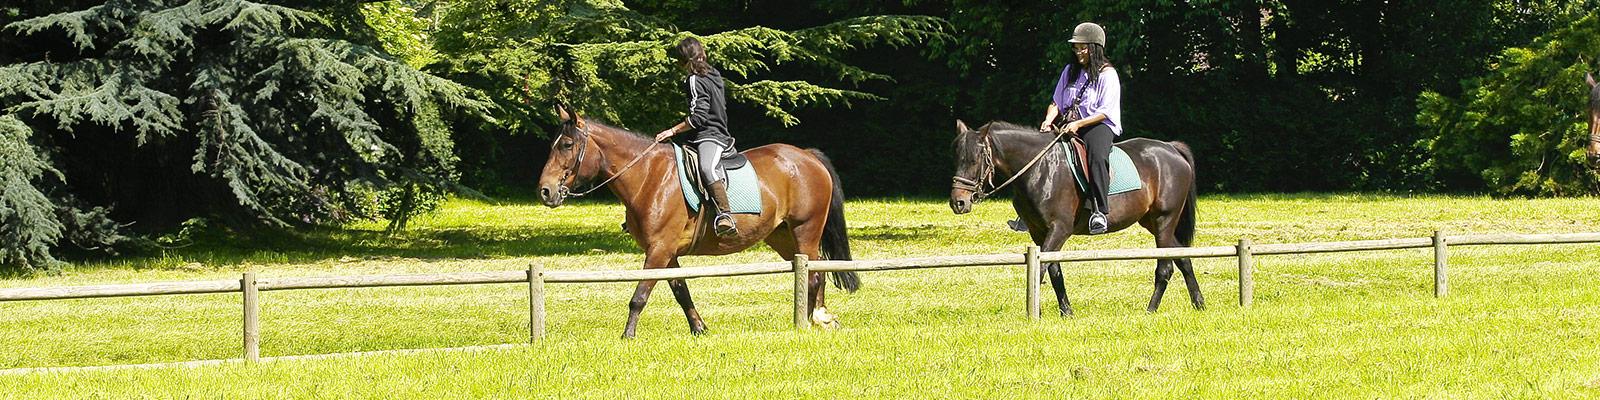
951, 126, 1072, 202
552, 121, 660, 200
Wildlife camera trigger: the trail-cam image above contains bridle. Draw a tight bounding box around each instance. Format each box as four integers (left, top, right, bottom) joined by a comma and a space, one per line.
951, 126, 1072, 202
550, 120, 659, 200
950, 131, 999, 201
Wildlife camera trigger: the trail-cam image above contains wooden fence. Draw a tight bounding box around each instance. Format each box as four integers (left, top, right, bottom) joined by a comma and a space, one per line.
2, 231, 1598, 369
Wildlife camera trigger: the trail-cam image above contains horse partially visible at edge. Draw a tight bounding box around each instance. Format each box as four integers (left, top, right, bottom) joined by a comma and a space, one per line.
537, 107, 859, 338
949, 120, 1202, 315
1586, 72, 1599, 162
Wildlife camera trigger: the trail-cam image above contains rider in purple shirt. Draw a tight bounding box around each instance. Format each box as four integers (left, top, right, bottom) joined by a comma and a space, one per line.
1040, 22, 1121, 235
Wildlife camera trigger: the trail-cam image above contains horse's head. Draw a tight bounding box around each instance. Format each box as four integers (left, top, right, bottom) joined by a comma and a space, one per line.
949, 119, 991, 214
538, 106, 602, 208
1587, 72, 1599, 163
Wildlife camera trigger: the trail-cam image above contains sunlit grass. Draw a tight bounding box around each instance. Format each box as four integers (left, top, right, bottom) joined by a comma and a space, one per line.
3, 193, 1600, 398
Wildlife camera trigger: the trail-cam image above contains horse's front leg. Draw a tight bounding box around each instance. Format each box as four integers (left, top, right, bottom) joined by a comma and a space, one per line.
622, 251, 675, 339
665, 257, 708, 335
1038, 222, 1075, 317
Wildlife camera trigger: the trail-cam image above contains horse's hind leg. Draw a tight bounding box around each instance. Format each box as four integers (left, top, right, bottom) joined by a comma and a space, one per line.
1146, 221, 1203, 311
1176, 258, 1205, 310
1147, 259, 1175, 312
779, 219, 840, 328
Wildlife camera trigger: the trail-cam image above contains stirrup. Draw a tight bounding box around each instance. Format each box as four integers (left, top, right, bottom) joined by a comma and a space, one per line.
1088, 212, 1108, 235
713, 213, 738, 237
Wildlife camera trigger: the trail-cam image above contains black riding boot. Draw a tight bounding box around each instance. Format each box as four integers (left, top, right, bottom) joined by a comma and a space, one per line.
709, 180, 738, 237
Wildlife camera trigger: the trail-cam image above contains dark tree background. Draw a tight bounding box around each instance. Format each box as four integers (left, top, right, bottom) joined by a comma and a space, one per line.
3, 0, 1598, 271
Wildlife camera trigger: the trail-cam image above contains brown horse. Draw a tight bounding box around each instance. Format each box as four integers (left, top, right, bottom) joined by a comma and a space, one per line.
948, 120, 1200, 315
537, 108, 859, 338
1586, 72, 1598, 161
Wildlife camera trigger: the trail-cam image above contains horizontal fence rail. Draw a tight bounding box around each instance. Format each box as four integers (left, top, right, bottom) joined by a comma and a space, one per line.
2, 231, 1598, 373
0, 280, 242, 301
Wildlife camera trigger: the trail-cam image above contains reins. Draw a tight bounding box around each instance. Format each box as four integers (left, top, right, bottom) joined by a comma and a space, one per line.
958, 70, 1090, 201
953, 127, 1072, 201
555, 122, 660, 199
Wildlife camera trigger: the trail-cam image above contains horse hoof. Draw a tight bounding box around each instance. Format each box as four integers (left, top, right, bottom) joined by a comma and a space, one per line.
811, 308, 841, 329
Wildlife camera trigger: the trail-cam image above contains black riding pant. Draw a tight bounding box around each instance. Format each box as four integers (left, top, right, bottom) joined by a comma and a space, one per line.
1081, 123, 1114, 214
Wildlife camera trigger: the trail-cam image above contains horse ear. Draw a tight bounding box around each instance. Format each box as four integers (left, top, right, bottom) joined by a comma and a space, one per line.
1588, 72, 1596, 88
556, 105, 572, 122
956, 119, 970, 134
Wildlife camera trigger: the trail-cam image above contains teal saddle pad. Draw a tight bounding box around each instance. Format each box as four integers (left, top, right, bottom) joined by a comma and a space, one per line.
674, 144, 763, 214
1060, 142, 1143, 195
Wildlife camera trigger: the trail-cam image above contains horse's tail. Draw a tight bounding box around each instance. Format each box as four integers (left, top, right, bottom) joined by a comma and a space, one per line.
1171, 141, 1198, 247
808, 148, 859, 292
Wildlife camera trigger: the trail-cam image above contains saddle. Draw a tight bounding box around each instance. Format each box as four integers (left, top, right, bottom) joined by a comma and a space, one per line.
673, 144, 763, 214
1058, 136, 1144, 197
679, 145, 749, 197
1065, 136, 1093, 186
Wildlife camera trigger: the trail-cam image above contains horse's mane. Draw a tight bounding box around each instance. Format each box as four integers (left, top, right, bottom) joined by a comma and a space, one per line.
981, 121, 1037, 137
1590, 84, 1600, 112
580, 118, 657, 147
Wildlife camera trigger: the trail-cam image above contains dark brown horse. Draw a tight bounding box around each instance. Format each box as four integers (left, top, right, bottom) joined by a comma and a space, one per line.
537, 108, 858, 338
1586, 72, 1598, 161
948, 120, 1200, 315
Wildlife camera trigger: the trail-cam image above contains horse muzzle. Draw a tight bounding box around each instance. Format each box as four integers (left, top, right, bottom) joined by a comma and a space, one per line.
539, 185, 566, 208
949, 190, 974, 215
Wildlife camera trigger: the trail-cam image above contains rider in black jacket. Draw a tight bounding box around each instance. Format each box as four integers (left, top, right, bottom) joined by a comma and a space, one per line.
655, 37, 739, 237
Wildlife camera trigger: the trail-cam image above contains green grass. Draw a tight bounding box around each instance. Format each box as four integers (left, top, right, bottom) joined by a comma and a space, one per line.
4, 193, 1600, 398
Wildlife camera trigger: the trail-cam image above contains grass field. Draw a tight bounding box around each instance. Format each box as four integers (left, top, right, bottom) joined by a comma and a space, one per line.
3, 193, 1600, 398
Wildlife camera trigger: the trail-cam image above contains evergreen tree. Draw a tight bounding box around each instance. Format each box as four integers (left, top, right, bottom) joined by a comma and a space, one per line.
431, 0, 948, 132
1418, 13, 1600, 196
0, 115, 64, 270
0, 0, 485, 271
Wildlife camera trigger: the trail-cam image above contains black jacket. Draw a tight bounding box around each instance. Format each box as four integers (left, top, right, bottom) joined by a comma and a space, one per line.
683, 69, 733, 148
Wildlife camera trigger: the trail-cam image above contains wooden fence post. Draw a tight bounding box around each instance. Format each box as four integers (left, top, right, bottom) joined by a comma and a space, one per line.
793, 255, 809, 330
242, 271, 259, 362
1434, 230, 1448, 298
528, 264, 545, 342
1025, 246, 1040, 320
1238, 238, 1253, 308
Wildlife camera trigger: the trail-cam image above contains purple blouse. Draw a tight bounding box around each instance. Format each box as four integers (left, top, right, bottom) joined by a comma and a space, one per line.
1051, 65, 1122, 135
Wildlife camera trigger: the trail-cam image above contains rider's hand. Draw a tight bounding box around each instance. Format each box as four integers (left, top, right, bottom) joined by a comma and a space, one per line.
1063, 120, 1082, 135
1039, 120, 1053, 132
654, 129, 674, 142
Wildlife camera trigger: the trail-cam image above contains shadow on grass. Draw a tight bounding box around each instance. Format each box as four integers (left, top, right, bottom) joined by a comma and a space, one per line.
60, 223, 642, 272
852, 227, 946, 242
42, 194, 1095, 272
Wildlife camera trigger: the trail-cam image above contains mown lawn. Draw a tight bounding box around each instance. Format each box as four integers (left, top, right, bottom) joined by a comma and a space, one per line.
3, 194, 1600, 398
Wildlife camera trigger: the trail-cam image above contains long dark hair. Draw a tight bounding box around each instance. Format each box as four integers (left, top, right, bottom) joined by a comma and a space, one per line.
670, 37, 714, 77
1069, 43, 1112, 85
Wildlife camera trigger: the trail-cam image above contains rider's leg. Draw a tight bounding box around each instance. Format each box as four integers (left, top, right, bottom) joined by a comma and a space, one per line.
1082, 124, 1114, 234
696, 141, 737, 237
